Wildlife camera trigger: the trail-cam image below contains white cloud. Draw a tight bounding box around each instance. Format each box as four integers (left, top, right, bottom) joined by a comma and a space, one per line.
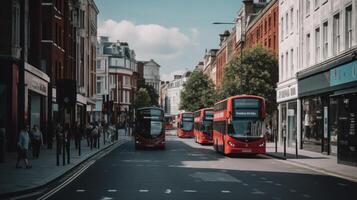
98, 19, 195, 61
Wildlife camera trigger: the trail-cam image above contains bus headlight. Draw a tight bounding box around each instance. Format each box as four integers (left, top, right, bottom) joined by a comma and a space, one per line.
136, 141, 140, 144
227, 141, 236, 147
259, 143, 265, 147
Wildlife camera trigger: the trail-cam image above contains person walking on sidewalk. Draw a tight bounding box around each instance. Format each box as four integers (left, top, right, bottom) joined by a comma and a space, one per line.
56, 124, 64, 154
31, 125, 43, 159
16, 126, 31, 169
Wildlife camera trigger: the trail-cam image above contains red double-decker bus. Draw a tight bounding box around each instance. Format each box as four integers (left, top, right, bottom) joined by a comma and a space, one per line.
194, 108, 214, 144
177, 112, 194, 138
213, 95, 267, 155
164, 114, 175, 130
134, 107, 165, 149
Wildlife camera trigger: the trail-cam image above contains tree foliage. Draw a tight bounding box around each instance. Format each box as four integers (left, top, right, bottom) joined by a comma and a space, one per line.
219, 45, 278, 113
138, 78, 159, 106
133, 88, 151, 109
180, 70, 217, 112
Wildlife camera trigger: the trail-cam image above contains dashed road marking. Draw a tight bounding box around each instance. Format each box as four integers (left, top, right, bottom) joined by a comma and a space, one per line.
221, 190, 231, 193
302, 194, 311, 198
164, 189, 172, 194
139, 189, 149, 192
76, 189, 85, 192
107, 189, 117, 192
289, 189, 297, 193
183, 190, 197, 193
338, 183, 348, 186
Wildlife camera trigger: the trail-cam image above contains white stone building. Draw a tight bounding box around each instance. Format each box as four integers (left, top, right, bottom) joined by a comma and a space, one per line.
277, 0, 357, 166
142, 59, 161, 95
165, 72, 191, 115
276, 0, 301, 149
94, 36, 137, 122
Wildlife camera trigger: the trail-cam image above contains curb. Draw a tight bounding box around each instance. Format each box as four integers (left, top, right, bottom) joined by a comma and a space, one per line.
265, 152, 287, 160
264, 153, 357, 183
0, 139, 128, 199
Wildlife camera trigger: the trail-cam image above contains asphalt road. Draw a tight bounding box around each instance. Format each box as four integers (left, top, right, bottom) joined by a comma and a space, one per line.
46, 130, 357, 200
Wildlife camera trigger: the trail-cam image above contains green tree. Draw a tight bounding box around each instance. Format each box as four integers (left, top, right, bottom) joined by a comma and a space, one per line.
180, 70, 217, 112
133, 88, 151, 109
138, 79, 159, 106
220, 45, 278, 113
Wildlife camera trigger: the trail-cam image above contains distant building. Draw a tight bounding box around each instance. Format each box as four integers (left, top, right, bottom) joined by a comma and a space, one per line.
95, 36, 137, 123
164, 72, 191, 115
203, 49, 218, 86
140, 59, 161, 95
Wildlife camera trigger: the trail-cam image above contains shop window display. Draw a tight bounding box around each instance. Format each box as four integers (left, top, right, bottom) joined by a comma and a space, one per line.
302, 97, 324, 152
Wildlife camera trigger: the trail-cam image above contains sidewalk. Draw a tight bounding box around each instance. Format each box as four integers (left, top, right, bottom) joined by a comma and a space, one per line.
266, 142, 357, 182
0, 129, 131, 196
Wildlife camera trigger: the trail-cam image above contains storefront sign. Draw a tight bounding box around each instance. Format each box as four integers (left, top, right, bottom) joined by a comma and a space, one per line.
330, 60, 357, 86
277, 84, 298, 102
288, 109, 295, 116
25, 71, 48, 96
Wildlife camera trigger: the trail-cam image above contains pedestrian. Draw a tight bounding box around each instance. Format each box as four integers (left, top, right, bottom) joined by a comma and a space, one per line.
91, 124, 98, 148
56, 123, 64, 154
16, 125, 31, 169
74, 122, 81, 149
31, 125, 43, 159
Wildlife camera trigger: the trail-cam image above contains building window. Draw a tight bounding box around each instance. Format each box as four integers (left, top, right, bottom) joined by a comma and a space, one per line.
281, 17, 284, 41
290, 8, 294, 33
314, 0, 319, 10
322, 22, 328, 59
285, 13, 289, 36
306, 0, 311, 16
333, 13, 340, 55
285, 52, 288, 78
281, 54, 284, 81
96, 82, 101, 94
345, 5, 352, 50
12, 0, 20, 49
290, 49, 294, 77
315, 27, 320, 63
306, 33, 311, 67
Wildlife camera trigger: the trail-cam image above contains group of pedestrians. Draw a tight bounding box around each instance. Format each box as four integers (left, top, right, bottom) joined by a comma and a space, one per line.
16, 125, 43, 169
15, 120, 122, 169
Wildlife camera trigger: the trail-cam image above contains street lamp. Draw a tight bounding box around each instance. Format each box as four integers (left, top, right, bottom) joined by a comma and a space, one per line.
212, 22, 235, 25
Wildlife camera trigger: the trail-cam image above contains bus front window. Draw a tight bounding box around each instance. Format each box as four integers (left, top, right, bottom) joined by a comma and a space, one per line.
182, 121, 193, 131
229, 119, 263, 138
138, 120, 163, 137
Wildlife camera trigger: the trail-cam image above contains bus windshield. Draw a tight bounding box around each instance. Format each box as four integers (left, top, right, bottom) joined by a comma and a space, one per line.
182, 118, 193, 131
137, 119, 163, 137
228, 119, 264, 138
203, 120, 213, 135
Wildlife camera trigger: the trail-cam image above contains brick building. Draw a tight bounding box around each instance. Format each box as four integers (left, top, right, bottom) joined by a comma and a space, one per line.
245, 0, 279, 57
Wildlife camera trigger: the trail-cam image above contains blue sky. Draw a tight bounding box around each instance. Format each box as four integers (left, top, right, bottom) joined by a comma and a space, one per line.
95, 0, 242, 81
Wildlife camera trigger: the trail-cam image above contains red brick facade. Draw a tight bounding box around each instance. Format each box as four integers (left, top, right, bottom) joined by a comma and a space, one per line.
245, 0, 279, 57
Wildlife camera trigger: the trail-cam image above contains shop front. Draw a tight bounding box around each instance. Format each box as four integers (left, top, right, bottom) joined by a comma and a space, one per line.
276, 80, 299, 148
298, 52, 357, 166
24, 63, 49, 143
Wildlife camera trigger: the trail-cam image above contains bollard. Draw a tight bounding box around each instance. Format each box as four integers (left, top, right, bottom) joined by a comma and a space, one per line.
67, 139, 70, 164
62, 137, 66, 166
56, 135, 60, 166
78, 137, 81, 156
283, 136, 287, 159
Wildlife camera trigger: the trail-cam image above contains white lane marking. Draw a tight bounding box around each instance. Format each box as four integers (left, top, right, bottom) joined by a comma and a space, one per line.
107, 189, 117, 192
251, 188, 265, 195
76, 189, 85, 192
139, 189, 149, 192
275, 183, 282, 186
302, 194, 311, 198
164, 189, 172, 194
289, 189, 297, 193
243, 183, 249, 186
183, 190, 197, 193
100, 197, 113, 200
37, 160, 96, 200
221, 190, 231, 193
338, 183, 348, 186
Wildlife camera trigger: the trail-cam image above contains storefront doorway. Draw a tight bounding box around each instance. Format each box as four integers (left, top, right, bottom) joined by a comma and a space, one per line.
287, 102, 297, 147
330, 93, 357, 166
